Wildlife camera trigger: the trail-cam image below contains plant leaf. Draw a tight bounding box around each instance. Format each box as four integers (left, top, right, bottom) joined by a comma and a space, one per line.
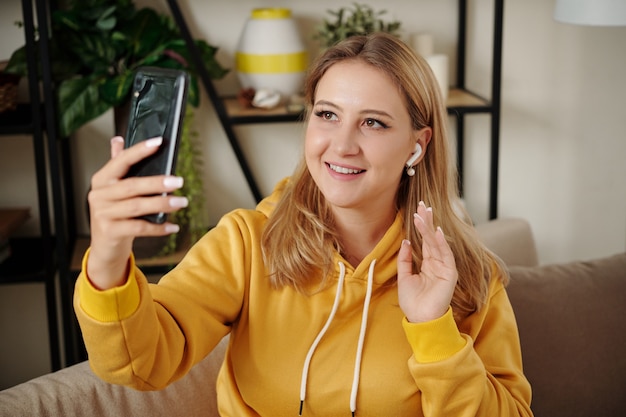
99, 70, 134, 106
57, 77, 111, 137
4, 45, 28, 76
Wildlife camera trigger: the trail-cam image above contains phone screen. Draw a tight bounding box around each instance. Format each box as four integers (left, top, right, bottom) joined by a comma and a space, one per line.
124, 67, 189, 223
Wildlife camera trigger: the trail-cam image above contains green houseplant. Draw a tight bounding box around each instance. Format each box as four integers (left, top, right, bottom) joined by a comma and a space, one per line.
313, 2, 402, 48
5, 0, 228, 255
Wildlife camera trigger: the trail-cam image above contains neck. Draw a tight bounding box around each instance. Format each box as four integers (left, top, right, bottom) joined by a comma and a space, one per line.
333, 207, 397, 266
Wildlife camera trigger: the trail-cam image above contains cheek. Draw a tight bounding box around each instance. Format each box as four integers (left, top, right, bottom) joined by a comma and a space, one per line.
372, 140, 412, 169
304, 123, 326, 158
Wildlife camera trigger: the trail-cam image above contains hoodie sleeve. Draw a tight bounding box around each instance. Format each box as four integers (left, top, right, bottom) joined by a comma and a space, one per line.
73, 209, 260, 390
401, 275, 533, 416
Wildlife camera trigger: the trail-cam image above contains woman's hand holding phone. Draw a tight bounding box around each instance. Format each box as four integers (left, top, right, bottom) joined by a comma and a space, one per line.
85, 136, 187, 290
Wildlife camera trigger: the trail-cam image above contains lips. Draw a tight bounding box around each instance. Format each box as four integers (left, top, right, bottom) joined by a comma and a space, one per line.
327, 163, 364, 175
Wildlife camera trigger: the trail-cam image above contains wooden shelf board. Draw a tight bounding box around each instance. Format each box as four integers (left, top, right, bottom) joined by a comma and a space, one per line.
446, 88, 490, 108
221, 88, 489, 122
223, 97, 303, 118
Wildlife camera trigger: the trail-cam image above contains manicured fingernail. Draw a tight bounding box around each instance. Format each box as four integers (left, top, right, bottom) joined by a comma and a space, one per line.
145, 136, 163, 147
426, 207, 433, 212
165, 224, 180, 234
402, 239, 411, 246
437, 226, 443, 234
169, 196, 188, 208
163, 176, 184, 189
419, 200, 425, 207
111, 136, 124, 145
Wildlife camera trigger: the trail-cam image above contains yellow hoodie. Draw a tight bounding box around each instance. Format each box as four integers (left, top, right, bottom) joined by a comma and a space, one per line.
75, 180, 533, 416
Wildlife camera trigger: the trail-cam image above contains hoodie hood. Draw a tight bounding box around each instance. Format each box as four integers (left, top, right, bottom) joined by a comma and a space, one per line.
256, 176, 405, 287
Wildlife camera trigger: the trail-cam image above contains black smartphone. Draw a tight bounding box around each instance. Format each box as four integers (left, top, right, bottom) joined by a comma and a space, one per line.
124, 66, 189, 224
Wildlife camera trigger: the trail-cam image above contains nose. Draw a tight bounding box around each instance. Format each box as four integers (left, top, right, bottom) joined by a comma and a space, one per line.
332, 123, 360, 156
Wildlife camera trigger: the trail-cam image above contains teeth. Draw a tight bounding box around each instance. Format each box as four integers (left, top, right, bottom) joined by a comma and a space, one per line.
328, 163, 363, 174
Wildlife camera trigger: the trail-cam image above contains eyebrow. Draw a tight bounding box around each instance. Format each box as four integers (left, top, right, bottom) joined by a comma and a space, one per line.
314, 100, 395, 120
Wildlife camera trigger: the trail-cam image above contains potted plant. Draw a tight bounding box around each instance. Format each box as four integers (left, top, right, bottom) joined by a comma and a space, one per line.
312, 2, 402, 49
5, 0, 228, 255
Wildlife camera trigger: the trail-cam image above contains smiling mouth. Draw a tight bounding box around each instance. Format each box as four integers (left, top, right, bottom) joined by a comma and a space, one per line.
327, 163, 365, 175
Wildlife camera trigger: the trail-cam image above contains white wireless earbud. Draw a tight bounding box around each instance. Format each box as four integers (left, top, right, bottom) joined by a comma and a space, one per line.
405, 144, 423, 176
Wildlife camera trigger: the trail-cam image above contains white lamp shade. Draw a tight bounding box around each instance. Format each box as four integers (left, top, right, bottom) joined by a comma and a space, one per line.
554, 0, 626, 26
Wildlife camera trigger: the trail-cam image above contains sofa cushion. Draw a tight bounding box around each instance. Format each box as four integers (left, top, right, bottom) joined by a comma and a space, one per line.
475, 217, 539, 267
507, 252, 626, 417
0, 337, 228, 417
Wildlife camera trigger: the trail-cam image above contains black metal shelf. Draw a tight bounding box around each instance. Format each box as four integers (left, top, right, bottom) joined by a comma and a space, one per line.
0, 0, 63, 372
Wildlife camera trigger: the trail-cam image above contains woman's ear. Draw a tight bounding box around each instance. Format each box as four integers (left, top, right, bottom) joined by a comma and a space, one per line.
416, 126, 432, 153
407, 127, 432, 166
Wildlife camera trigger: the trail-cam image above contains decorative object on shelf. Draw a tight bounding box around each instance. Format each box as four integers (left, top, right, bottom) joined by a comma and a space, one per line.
410, 32, 434, 57
0, 62, 19, 114
4, 0, 228, 256
251, 88, 281, 109
554, 0, 626, 26
237, 87, 256, 108
409, 32, 449, 101
312, 3, 402, 49
425, 54, 449, 101
235, 8, 308, 100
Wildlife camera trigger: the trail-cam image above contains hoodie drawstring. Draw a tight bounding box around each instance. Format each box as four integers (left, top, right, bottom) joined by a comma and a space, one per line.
350, 259, 376, 416
299, 260, 377, 416
299, 262, 346, 415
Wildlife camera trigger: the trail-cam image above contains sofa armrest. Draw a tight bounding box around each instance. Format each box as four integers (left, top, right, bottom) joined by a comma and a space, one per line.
475, 217, 539, 267
0, 337, 228, 417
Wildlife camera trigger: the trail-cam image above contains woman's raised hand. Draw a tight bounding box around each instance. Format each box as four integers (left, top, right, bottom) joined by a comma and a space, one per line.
86, 136, 187, 290
397, 201, 458, 323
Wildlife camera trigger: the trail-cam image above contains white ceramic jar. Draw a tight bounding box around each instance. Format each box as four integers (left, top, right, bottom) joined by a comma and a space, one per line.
235, 8, 308, 99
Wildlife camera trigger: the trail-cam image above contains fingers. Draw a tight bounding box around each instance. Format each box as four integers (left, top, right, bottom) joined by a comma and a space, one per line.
412, 201, 456, 268
93, 136, 163, 189
397, 239, 414, 280
92, 217, 181, 240
89, 135, 188, 239
88, 176, 187, 226
110, 136, 125, 158
90, 174, 184, 206
399, 202, 459, 323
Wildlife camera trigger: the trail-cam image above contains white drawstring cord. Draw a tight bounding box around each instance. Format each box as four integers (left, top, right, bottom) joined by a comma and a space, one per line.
299, 262, 346, 415
349, 259, 376, 416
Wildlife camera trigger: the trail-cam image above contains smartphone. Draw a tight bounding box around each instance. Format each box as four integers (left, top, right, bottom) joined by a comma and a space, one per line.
124, 66, 189, 224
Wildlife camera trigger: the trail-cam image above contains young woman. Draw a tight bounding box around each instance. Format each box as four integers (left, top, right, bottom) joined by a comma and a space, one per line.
76, 33, 533, 416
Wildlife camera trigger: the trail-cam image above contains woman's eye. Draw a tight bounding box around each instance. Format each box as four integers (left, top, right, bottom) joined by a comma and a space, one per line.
365, 118, 388, 129
315, 110, 336, 120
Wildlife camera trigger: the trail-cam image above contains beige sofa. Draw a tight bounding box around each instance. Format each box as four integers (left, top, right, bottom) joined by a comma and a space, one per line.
1, 218, 625, 417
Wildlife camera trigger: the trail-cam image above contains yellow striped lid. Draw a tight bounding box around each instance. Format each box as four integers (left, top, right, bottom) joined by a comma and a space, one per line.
251, 8, 291, 19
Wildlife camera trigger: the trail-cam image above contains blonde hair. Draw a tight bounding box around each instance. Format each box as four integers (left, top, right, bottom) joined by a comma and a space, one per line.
261, 33, 506, 319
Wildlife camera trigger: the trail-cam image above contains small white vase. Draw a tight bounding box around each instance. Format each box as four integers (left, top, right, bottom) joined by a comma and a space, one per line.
235, 8, 308, 99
